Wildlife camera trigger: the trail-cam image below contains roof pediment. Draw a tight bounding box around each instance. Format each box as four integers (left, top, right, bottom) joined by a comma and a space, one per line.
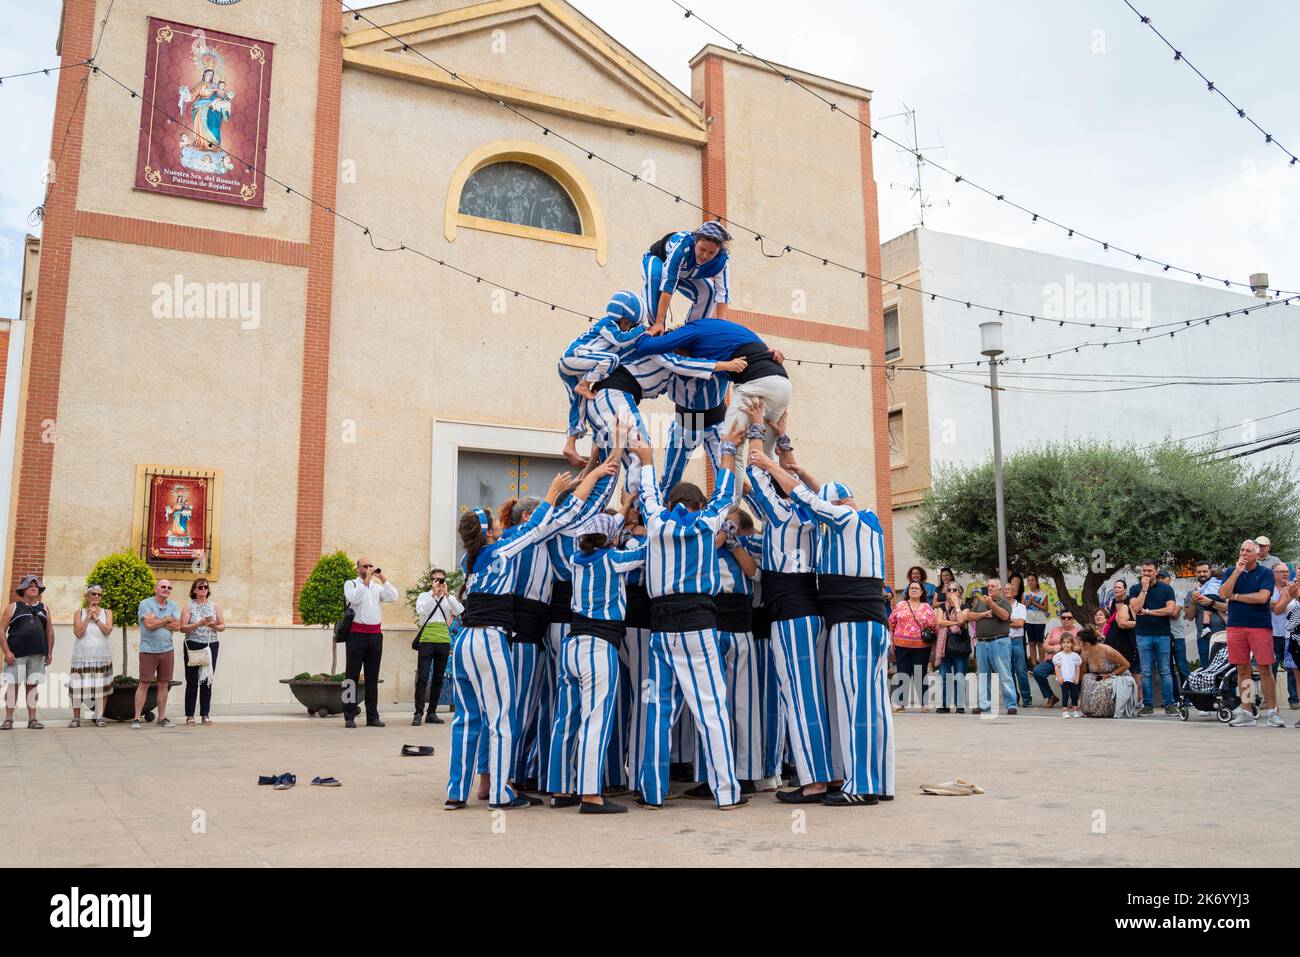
343, 0, 707, 144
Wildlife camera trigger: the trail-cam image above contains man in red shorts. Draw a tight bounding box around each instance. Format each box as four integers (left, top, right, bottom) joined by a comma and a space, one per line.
1219, 539, 1285, 727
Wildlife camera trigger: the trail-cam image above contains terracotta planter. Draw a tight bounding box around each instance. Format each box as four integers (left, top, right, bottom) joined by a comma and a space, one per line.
280, 678, 384, 717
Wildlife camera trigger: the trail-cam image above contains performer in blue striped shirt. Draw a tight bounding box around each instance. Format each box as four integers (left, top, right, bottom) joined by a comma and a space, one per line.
751, 447, 892, 806
583, 339, 744, 498
497, 469, 619, 791
445, 460, 617, 811
642, 221, 732, 335
548, 528, 646, 814
633, 416, 749, 810
742, 413, 837, 803
557, 290, 648, 466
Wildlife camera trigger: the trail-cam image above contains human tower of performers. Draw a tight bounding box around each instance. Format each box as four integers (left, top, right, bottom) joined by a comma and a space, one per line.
445, 222, 892, 814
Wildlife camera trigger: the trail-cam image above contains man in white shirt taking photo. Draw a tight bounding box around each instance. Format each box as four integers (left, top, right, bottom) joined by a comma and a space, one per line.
343, 557, 398, 729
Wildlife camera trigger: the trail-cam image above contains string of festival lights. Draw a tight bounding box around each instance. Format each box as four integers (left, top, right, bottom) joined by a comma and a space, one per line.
17, 42, 1291, 378
668, 0, 1298, 296
1122, 0, 1298, 168
338, 2, 1295, 337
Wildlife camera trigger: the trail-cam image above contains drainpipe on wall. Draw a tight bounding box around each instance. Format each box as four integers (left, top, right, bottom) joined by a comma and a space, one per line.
0, 317, 28, 584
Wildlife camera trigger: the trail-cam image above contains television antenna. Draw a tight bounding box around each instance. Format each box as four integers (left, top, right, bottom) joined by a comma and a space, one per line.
881, 105, 949, 228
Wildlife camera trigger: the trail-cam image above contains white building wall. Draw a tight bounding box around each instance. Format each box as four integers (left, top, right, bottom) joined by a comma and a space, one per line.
915, 229, 1295, 477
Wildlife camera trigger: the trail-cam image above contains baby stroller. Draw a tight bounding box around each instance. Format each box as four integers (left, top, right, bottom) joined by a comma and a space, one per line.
1177, 638, 1261, 723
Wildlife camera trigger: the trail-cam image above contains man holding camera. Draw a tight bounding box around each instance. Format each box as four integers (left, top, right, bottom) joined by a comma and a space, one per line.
969, 579, 1016, 715
343, 557, 398, 728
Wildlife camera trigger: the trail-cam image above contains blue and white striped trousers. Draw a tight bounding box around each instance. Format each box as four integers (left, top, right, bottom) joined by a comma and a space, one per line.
478, 642, 539, 780
547, 634, 621, 796
622, 627, 653, 790
582, 389, 650, 497
660, 415, 725, 499
694, 630, 763, 781
447, 627, 517, 807
639, 629, 739, 806
755, 639, 785, 779
643, 254, 719, 324
532, 623, 566, 791
603, 639, 632, 788
558, 351, 622, 437
828, 620, 894, 797
768, 615, 835, 786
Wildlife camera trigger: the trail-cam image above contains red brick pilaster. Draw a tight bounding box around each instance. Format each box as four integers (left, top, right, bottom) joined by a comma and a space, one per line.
11, 0, 95, 591
858, 100, 894, 578
291, 1, 343, 622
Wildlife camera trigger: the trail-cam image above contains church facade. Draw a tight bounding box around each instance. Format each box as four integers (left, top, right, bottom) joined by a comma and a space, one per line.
9, 0, 891, 696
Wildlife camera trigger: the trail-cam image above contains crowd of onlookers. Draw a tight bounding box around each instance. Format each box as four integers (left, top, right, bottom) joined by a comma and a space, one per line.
0, 575, 224, 729
883, 536, 1300, 726
4, 535, 1297, 731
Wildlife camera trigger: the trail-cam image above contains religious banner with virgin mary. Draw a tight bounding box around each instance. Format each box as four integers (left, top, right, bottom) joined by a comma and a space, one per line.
147, 474, 210, 561
134, 18, 274, 208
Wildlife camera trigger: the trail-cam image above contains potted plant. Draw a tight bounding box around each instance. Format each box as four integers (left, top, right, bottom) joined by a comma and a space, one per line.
85, 552, 178, 721
284, 550, 382, 716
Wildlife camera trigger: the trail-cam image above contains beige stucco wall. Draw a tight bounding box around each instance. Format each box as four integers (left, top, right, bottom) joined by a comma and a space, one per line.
322, 55, 706, 618
75, 0, 321, 242
42, 240, 306, 622
705, 54, 879, 511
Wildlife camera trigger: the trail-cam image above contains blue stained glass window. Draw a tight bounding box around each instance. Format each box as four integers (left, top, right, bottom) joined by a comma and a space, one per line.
458, 161, 582, 235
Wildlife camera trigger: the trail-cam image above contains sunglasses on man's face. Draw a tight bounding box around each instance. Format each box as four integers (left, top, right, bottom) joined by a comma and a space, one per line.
159, 586, 172, 591
432, 578, 446, 584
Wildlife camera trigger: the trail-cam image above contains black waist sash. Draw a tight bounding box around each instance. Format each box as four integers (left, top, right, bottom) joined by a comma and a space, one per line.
818, 575, 889, 628
731, 341, 788, 384
512, 596, 550, 645
595, 366, 643, 404
649, 594, 716, 634
460, 593, 515, 632
715, 593, 754, 634
673, 403, 727, 427
568, 614, 626, 648
751, 601, 773, 641
624, 583, 652, 630
763, 571, 821, 622
548, 580, 574, 624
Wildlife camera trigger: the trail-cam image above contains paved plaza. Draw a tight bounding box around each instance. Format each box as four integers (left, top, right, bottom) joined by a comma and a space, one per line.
5, 707, 1296, 868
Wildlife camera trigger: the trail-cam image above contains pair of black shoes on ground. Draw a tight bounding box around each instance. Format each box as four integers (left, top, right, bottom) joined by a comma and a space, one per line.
343, 717, 385, 728
934, 707, 966, 713
775, 784, 893, 806
411, 713, 444, 726
549, 794, 628, 814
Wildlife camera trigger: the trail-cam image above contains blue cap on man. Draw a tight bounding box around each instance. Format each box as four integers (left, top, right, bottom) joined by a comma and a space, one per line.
604, 290, 644, 325
819, 482, 854, 503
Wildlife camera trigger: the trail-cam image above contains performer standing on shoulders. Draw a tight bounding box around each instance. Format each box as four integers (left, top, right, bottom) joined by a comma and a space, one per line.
643, 221, 732, 335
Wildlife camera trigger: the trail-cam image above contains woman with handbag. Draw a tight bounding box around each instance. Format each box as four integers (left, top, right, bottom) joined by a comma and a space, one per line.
933, 583, 970, 713
888, 580, 938, 712
412, 569, 463, 726
180, 578, 224, 725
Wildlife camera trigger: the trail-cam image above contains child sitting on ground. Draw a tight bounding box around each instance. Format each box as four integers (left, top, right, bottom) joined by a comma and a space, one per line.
1054, 634, 1083, 718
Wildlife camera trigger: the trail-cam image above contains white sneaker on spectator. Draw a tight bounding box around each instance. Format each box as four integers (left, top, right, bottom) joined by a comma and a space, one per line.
1265, 710, 1286, 728
1228, 709, 1257, 727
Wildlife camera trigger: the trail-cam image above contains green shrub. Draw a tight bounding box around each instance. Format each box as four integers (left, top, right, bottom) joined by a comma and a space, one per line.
86, 551, 156, 670
298, 550, 354, 627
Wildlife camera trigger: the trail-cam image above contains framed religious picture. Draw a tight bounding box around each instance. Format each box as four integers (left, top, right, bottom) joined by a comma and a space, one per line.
132, 466, 224, 580
134, 18, 275, 208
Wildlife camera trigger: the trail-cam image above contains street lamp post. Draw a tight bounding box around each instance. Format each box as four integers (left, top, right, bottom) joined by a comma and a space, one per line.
980, 321, 1009, 583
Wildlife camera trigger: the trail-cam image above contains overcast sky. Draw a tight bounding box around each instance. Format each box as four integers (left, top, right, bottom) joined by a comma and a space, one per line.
3, 0, 1296, 324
